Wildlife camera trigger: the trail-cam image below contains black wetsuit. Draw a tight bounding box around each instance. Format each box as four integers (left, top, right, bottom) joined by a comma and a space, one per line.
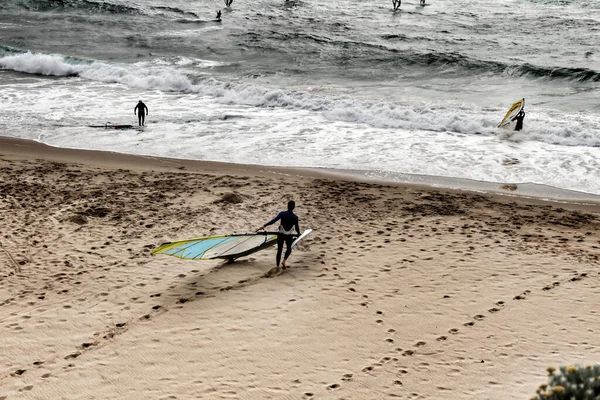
514, 110, 525, 131
134, 101, 148, 126
264, 210, 300, 266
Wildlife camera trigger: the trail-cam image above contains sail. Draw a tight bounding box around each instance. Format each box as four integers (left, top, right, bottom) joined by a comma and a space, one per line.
152, 233, 278, 261
498, 98, 525, 128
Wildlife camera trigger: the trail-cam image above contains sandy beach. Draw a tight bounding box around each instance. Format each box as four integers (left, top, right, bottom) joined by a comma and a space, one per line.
1, 136, 599, 400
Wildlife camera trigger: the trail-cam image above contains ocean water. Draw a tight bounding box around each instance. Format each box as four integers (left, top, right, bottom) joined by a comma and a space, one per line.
1, 0, 599, 196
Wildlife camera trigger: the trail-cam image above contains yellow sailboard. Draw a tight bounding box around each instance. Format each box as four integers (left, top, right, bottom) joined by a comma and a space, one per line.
498, 98, 525, 128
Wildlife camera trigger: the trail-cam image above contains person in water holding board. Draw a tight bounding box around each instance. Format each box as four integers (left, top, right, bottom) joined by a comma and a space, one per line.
134, 100, 148, 126
260, 200, 300, 268
514, 109, 525, 131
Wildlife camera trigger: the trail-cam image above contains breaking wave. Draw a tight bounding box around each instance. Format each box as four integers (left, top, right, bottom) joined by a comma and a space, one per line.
7, 0, 140, 14
1, 50, 599, 147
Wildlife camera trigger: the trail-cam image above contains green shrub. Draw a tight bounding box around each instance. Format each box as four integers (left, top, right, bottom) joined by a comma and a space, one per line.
530, 365, 600, 400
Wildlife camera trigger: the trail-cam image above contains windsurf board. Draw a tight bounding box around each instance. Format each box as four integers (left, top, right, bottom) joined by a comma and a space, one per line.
89, 123, 136, 130
498, 98, 525, 129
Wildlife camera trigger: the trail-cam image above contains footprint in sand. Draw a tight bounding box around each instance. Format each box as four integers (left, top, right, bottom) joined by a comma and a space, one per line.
436, 336, 447, 341
543, 282, 561, 290
448, 328, 459, 334
264, 266, 281, 278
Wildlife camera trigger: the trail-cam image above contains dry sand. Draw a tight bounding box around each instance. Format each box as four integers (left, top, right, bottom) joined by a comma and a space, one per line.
1, 137, 599, 400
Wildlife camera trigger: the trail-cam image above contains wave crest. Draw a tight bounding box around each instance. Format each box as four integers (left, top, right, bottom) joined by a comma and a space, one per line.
12, 0, 139, 14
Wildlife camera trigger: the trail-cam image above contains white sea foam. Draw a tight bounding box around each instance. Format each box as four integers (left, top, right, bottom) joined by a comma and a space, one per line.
2, 51, 599, 148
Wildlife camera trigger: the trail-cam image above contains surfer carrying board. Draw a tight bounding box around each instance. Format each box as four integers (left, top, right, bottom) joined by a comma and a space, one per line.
260, 200, 301, 268
134, 100, 148, 126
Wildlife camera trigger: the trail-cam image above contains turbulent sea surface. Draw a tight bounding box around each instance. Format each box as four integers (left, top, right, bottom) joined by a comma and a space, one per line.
1, 0, 599, 196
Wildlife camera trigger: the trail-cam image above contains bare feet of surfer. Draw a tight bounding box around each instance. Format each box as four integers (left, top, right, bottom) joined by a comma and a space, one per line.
281, 260, 287, 269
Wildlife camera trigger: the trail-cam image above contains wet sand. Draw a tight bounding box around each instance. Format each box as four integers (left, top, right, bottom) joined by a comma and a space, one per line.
1, 137, 599, 399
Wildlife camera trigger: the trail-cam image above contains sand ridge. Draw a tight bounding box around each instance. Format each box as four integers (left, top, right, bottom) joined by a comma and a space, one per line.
0, 141, 599, 399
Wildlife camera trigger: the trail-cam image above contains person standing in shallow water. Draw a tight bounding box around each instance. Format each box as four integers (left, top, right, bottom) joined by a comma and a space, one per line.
514, 109, 525, 131
260, 200, 301, 268
134, 100, 148, 126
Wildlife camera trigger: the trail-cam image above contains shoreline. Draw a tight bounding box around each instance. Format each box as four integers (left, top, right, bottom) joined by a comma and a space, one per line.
2, 135, 599, 208
321, 167, 600, 204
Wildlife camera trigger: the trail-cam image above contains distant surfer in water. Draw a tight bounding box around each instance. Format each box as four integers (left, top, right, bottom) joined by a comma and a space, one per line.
216, 10, 222, 21
260, 200, 301, 268
420, 0, 425, 5
514, 109, 525, 131
134, 100, 148, 126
